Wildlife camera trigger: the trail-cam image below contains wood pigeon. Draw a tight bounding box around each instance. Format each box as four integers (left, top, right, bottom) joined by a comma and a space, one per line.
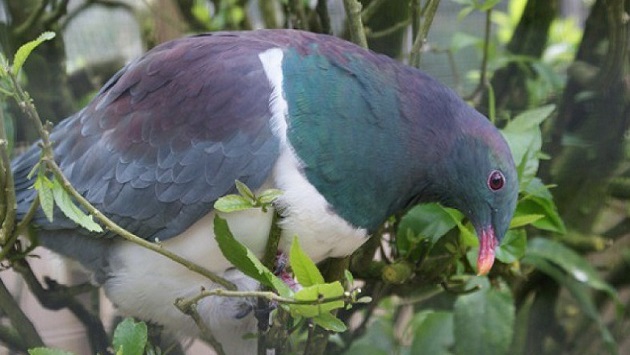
11, 29, 518, 353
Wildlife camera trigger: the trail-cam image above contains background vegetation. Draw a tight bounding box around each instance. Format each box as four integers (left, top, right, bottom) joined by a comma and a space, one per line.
0, 0, 629, 354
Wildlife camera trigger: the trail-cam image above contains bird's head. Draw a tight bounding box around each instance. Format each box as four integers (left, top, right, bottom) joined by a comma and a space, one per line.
426, 116, 518, 275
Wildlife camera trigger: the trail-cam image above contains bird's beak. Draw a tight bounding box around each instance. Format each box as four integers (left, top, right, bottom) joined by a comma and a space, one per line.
477, 226, 498, 276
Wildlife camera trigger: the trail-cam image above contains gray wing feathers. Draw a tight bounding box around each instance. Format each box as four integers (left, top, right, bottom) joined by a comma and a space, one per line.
12, 34, 281, 245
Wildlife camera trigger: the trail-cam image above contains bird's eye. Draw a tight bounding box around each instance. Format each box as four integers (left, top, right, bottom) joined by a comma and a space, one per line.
487, 170, 505, 191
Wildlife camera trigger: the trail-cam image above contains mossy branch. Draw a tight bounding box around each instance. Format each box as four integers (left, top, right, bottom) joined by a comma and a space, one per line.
343, 0, 368, 48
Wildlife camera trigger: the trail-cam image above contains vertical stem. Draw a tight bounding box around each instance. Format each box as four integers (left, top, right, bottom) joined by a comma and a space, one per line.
410, 0, 421, 38
303, 257, 350, 355
258, 210, 283, 354
259, 0, 279, 28
287, 0, 309, 30
409, 0, 440, 67
343, 0, 368, 48
466, 9, 493, 103
0, 99, 16, 246
316, 0, 332, 34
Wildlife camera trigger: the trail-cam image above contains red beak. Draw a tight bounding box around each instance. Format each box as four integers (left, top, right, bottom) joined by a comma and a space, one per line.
477, 227, 498, 276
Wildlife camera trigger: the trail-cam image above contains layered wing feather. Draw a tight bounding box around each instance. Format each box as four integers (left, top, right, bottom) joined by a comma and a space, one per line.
12, 34, 281, 242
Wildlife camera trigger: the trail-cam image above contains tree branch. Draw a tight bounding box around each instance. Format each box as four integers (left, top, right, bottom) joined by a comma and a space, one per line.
175, 287, 355, 310
316, 0, 332, 34
259, 0, 279, 29
343, 0, 368, 48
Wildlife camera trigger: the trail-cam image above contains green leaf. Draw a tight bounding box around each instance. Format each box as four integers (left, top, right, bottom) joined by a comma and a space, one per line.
28, 348, 75, 355
290, 236, 324, 287
398, 203, 460, 247
454, 277, 514, 355
257, 188, 283, 205
214, 194, 254, 213
312, 312, 347, 332
517, 179, 566, 233
495, 229, 526, 264
344, 269, 354, 286
410, 311, 454, 355
290, 282, 345, 318
505, 105, 555, 133
235, 180, 255, 201
51, 177, 102, 232
477, 0, 502, 11
456, 5, 475, 21
12, 32, 56, 76
524, 238, 618, 300
0, 55, 7, 78
439, 207, 477, 247
344, 316, 393, 355
112, 318, 148, 355
509, 214, 544, 229
34, 172, 54, 222
213, 216, 292, 296
501, 105, 555, 185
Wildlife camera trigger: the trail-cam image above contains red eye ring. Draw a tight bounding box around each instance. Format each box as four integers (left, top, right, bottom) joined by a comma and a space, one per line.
488, 170, 505, 191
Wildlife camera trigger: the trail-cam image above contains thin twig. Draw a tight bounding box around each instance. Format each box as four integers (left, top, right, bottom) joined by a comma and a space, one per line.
465, 9, 493, 103
186, 304, 227, 355
409, 0, 440, 68
258, 210, 283, 354
367, 18, 412, 39
175, 288, 354, 311
360, 0, 387, 24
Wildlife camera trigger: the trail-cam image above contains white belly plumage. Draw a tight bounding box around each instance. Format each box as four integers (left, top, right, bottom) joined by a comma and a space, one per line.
104, 147, 368, 353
